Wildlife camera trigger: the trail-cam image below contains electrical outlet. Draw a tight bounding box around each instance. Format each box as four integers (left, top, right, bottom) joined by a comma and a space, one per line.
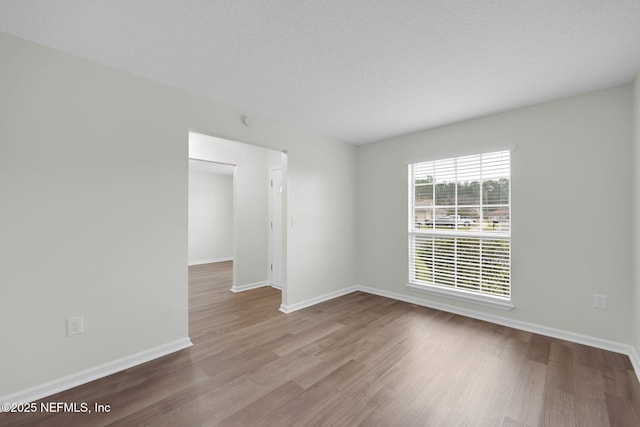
67, 316, 84, 336
592, 294, 606, 310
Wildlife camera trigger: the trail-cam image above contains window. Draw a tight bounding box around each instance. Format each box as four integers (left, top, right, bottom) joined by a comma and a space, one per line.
408, 150, 511, 303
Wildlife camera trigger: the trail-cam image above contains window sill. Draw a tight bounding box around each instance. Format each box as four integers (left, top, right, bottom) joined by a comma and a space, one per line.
406, 283, 514, 311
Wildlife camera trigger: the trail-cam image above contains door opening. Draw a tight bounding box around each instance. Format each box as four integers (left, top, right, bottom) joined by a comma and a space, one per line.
188, 131, 287, 308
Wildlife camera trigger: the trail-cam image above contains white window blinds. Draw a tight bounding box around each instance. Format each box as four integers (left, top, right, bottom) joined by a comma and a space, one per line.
409, 150, 511, 299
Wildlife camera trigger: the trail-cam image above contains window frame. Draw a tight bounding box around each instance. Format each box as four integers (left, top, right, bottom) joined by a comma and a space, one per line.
407, 149, 514, 311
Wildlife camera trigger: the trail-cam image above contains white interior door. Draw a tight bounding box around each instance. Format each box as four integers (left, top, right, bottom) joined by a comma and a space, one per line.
270, 169, 283, 289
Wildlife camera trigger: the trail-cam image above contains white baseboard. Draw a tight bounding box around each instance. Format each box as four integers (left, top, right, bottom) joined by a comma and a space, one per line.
629, 345, 640, 377
231, 280, 270, 293
7, 285, 638, 408
278, 283, 640, 383
279, 286, 358, 313
270, 284, 283, 290
188, 257, 232, 266
0, 338, 192, 408
357, 285, 633, 356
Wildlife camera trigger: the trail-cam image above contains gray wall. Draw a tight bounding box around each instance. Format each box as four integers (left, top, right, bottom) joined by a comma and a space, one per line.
633, 72, 640, 354
0, 32, 358, 398
188, 160, 233, 264
358, 85, 633, 344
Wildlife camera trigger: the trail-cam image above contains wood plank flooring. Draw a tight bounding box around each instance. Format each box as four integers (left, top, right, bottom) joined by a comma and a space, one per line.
2, 261, 640, 426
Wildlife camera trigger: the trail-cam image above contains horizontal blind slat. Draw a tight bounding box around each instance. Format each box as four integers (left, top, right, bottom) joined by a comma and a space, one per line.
409, 149, 511, 299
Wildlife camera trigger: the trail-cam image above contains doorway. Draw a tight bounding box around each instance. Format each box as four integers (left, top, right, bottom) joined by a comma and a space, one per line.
188, 131, 287, 303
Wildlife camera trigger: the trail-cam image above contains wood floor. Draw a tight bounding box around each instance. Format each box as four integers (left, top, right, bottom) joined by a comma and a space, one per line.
3, 261, 640, 426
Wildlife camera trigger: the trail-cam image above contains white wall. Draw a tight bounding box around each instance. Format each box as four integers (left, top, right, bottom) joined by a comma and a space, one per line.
189, 133, 271, 288
0, 32, 358, 399
358, 85, 634, 344
284, 138, 358, 306
188, 160, 233, 264
9, 22, 632, 400
633, 72, 640, 355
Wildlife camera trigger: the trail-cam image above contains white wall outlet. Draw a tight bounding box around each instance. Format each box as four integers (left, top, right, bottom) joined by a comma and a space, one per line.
67, 316, 84, 336
592, 294, 607, 310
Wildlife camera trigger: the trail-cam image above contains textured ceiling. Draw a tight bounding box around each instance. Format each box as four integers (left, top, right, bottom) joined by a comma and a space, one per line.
1, 1, 639, 144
